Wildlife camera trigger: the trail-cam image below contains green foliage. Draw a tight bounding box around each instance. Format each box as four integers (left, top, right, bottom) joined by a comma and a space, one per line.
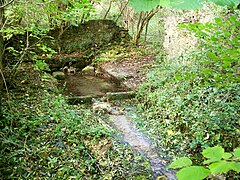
177, 166, 210, 180
178, 15, 240, 87
33, 60, 49, 71
0, 68, 151, 178
135, 9, 239, 176
211, 0, 240, 8
46, 0, 95, 28
202, 146, 225, 163
129, 0, 240, 11
169, 146, 240, 180
2, 0, 95, 65
168, 157, 192, 168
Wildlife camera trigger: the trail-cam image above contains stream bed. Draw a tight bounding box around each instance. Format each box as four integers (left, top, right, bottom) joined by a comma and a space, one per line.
58, 69, 176, 179
109, 111, 176, 180
62, 73, 127, 97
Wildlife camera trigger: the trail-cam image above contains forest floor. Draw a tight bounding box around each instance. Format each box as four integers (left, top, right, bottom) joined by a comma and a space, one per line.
100, 53, 156, 90
62, 44, 157, 99
1, 45, 175, 179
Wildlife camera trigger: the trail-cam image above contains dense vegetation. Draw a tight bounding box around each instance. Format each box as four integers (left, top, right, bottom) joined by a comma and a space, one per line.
1, 0, 240, 179
136, 6, 240, 179
0, 1, 156, 178
1, 69, 151, 179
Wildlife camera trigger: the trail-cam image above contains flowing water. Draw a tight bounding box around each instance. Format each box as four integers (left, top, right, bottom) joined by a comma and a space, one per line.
61, 72, 176, 179
109, 113, 176, 180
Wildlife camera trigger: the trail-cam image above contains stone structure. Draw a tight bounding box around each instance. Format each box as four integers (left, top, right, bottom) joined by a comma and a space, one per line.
163, 5, 216, 58
50, 20, 130, 54
5, 20, 130, 72
44, 20, 130, 71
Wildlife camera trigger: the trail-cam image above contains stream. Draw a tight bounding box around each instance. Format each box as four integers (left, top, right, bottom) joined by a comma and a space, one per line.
109, 108, 176, 180
61, 65, 176, 179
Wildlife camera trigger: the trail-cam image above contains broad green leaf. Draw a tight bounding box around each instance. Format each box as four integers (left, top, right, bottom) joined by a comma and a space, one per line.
232, 162, 240, 172
176, 166, 211, 180
161, 0, 171, 7
202, 146, 224, 161
222, 152, 232, 160
175, 74, 182, 80
230, 15, 237, 23
169, 157, 192, 169
202, 68, 212, 74
233, 147, 240, 159
209, 161, 235, 174
129, 0, 160, 12
214, 17, 223, 26
129, 0, 204, 11
169, 0, 204, 9
129, 0, 240, 12
203, 159, 217, 164
211, 0, 240, 8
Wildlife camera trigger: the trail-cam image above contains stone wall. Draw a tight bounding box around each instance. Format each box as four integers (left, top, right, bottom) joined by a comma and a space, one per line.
163, 5, 216, 58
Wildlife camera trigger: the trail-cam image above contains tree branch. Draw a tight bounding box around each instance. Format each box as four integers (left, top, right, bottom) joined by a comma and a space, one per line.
0, 0, 15, 9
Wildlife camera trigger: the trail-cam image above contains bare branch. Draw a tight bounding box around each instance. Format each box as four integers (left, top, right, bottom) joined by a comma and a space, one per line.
0, 0, 15, 9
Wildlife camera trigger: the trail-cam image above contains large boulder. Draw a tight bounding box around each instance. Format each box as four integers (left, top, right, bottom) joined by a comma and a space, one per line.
44, 20, 130, 71
52, 71, 65, 80
81, 65, 95, 76
5, 20, 130, 71
49, 20, 130, 54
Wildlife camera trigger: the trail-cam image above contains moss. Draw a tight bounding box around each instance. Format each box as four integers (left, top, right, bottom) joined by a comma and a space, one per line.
50, 20, 130, 54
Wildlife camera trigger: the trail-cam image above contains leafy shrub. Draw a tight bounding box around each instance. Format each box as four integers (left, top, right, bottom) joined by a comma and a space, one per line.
169, 146, 240, 180
135, 11, 240, 164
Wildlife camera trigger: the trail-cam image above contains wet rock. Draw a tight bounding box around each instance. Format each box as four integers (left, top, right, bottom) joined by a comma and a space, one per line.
81, 66, 95, 75
106, 68, 133, 81
106, 91, 135, 101
52, 71, 65, 80
45, 55, 89, 71
92, 102, 112, 114
94, 67, 103, 77
62, 66, 77, 74
67, 66, 77, 74
62, 66, 68, 73
109, 107, 124, 115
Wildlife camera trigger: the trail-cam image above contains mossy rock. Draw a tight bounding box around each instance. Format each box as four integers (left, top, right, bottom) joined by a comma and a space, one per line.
49, 20, 130, 54
52, 71, 65, 80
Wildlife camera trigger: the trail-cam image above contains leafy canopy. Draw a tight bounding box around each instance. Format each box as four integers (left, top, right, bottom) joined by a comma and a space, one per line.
129, 0, 240, 11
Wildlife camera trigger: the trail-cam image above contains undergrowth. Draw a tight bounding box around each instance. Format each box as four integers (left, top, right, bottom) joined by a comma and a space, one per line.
135, 9, 240, 178
0, 68, 151, 179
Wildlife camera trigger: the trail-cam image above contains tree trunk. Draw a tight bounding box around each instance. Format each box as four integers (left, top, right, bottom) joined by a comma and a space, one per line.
144, 20, 149, 42
0, 0, 5, 114
103, 0, 112, 19
0, 0, 4, 93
